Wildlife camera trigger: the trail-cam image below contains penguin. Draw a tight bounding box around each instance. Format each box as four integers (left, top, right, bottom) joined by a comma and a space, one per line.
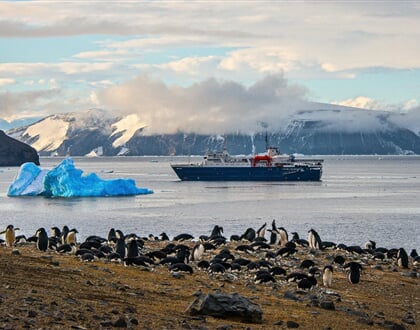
278, 227, 288, 247
333, 255, 346, 266
0, 225, 20, 247
344, 262, 363, 284
209, 262, 226, 274
159, 232, 170, 241
61, 225, 69, 245
126, 239, 139, 258
364, 240, 376, 250
291, 232, 309, 247
256, 223, 267, 239
397, 248, 409, 268
65, 229, 78, 245
297, 277, 315, 290
50, 227, 61, 239
255, 272, 276, 284
270, 266, 287, 276
115, 237, 127, 259
191, 243, 205, 261
124, 256, 155, 267
209, 225, 224, 240
240, 228, 256, 242
169, 263, 193, 274
56, 243, 77, 254
308, 229, 322, 249
410, 249, 418, 259
173, 233, 194, 241
300, 259, 315, 269
322, 265, 334, 287
108, 228, 117, 244
36, 228, 49, 251
115, 229, 125, 240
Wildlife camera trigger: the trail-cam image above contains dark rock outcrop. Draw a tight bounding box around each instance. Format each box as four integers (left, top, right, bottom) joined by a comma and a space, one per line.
0, 130, 39, 166
186, 291, 263, 324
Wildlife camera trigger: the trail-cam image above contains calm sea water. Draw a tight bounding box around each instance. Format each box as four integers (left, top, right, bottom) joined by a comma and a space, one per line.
0, 156, 419, 251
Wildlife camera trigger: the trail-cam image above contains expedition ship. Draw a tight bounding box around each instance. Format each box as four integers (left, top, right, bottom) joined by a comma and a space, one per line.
171, 146, 323, 181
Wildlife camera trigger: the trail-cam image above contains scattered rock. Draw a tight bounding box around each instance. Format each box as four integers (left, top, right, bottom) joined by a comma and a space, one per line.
357, 317, 373, 325
113, 316, 127, 327
186, 292, 263, 324
283, 291, 302, 302
27, 310, 37, 318
402, 311, 415, 325
286, 320, 300, 328
319, 300, 335, 311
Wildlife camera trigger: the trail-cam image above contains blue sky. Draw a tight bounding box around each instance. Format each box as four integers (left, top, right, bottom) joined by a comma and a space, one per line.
1, 1, 419, 132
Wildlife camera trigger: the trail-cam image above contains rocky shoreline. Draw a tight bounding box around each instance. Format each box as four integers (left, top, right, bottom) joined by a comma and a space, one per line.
0, 225, 418, 329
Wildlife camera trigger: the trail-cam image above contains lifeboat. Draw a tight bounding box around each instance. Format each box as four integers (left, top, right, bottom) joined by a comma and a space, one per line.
252, 155, 272, 167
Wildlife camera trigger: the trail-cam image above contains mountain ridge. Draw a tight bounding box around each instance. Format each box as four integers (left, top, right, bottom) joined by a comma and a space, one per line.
6, 107, 420, 156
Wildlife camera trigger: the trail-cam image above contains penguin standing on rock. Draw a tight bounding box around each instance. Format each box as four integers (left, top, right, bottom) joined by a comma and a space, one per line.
36, 228, 49, 251
322, 265, 334, 287
0, 225, 20, 247
344, 262, 363, 284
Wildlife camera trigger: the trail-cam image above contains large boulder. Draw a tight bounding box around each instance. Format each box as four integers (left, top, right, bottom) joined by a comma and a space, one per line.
186, 291, 263, 324
0, 130, 39, 166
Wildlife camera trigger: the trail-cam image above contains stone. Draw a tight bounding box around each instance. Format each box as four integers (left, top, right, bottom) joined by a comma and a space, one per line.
286, 320, 300, 328
186, 292, 263, 324
319, 300, 335, 311
0, 130, 39, 166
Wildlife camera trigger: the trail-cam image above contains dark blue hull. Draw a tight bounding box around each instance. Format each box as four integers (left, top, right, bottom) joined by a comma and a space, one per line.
171, 165, 322, 181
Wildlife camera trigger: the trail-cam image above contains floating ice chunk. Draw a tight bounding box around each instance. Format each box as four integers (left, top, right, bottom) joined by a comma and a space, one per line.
7, 162, 48, 196
8, 158, 153, 197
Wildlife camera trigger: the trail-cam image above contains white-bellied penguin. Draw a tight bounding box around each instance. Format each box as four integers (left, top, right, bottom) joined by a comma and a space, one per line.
322, 265, 334, 287
278, 227, 288, 247
65, 228, 78, 245
308, 228, 322, 249
192, 243, 205, 261
256, 222, 267, 239
0, 225, 20, 247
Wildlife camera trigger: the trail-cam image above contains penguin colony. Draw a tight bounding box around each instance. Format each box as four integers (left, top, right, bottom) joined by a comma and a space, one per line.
1, 220, 418, 291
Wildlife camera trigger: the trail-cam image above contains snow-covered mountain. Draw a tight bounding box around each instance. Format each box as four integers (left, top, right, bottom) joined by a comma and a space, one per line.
6, 107, 420, 156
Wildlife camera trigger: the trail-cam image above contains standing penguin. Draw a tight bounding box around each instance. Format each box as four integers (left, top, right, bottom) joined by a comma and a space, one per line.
256, 223, 267, 239
269, 220, 280, 245
278, 227, 288, 247
0, 225, 20, 247
322, 265, 334, 287
61, 225, 69, 245
397, 248, 409, 268
65, 229, 78, 245
308, 229, 322, 249
344, 262, 363, 284
126, 239, 139, 258
192, 243, 205, 261
36, 228, 49, 251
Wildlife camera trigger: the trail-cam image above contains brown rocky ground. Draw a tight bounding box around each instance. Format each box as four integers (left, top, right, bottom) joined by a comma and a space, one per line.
0, 241, 418, 329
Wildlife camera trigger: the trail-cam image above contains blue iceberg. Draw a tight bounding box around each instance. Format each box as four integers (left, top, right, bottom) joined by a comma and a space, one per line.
8, 158, 153, 197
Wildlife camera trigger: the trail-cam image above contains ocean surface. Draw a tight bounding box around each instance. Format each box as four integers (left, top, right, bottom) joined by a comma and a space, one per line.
0, 156, 419, 251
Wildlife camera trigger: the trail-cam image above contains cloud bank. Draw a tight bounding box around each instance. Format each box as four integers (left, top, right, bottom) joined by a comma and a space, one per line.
98, 74, 309, 135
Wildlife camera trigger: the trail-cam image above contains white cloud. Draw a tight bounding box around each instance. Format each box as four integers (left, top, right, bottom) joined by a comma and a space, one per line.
98, 74, 308, 135
332, 96, 384, 110
0, 78, 14, 86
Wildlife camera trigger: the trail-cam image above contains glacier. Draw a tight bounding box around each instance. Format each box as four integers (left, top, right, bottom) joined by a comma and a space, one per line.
7, 158, 153, 197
